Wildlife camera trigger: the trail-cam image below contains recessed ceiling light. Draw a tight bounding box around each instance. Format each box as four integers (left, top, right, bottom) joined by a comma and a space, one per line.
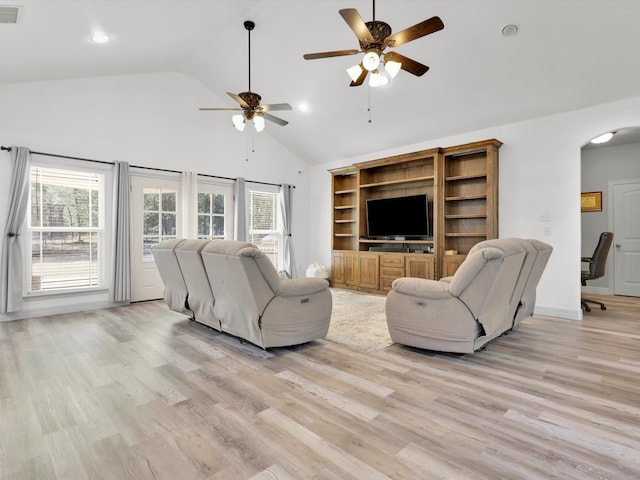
91, 33, 110, 44
590, 132, 615, 144
501, 24, 518, 37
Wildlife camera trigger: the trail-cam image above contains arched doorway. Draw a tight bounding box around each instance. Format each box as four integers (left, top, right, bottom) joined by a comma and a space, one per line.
581, 127, 640, 299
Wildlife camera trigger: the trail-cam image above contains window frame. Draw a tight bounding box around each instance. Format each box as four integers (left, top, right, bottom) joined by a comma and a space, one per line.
24, 157, 113, 296
246, 184, 281, 270
197, 181, 234, 240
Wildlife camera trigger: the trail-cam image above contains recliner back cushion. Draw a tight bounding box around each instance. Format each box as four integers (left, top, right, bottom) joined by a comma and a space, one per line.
150, 239, 190, 314
449, 247, 504, 298
238, 247, 284, 295
467, 238, 535, 321
201, 240, 281, 345
516, 239, 553, 322
175, 239, 217, 324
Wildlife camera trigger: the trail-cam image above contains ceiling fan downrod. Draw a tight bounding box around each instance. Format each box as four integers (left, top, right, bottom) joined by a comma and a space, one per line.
244, 20, 255, 92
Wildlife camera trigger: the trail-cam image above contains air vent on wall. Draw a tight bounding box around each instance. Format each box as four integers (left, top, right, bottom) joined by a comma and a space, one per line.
0, 6, 20, 24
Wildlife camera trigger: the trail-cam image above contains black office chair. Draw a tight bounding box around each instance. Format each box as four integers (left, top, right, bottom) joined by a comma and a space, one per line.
581, 231, 614, 312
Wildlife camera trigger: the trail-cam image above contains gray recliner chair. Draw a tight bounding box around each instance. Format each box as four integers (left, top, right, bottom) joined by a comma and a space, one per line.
513, 239, 553, 327
385, 238, 528, 353
149, 239, 191, 317
175, 239, 219, 330
199, 240, 332, 348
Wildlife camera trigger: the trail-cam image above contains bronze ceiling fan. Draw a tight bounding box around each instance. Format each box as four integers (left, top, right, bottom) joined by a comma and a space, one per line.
303, 0, 444, 87
200, 20, 291, 131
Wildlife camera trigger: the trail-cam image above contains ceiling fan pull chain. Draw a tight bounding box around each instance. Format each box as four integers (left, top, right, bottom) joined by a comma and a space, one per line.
368, 86, 373, 123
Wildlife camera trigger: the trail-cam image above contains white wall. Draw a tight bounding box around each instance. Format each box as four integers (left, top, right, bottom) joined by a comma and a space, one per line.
3, 71, 640, 321
307, 95, 640, 321
0, 72, 311, 320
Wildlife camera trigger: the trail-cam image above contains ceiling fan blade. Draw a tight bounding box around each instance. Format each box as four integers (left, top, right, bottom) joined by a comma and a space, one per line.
304, 49, 360, 60
227, 91, 249, 108
262, 112, 288, 126
350, 66, 368, 87
260, 103, 292, 112
384, 51, 429, 76
339, 8, 375, 44
385, 16, 444, 47
199, 107, 243, 111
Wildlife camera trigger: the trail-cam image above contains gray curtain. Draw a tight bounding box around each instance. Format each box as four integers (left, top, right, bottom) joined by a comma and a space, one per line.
1, 146, 31, 313
180, 171, 198, 238
111, 161, 131, 302
234, 177, 247, 241
279, 184, 295, 278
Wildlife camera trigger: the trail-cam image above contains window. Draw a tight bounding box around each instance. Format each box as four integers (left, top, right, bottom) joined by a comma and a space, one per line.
196, 183, 233, 240
248, 189, 280, 268
29, 166, 105, 292
142, 188, 177, 259
198, 191, 225, 239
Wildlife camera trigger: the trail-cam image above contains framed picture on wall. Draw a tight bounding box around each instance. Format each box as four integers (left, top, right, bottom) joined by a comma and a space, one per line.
581, 191, 602, 212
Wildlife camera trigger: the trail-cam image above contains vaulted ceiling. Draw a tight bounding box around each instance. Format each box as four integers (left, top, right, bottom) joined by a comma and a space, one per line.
2, 0, 640, 164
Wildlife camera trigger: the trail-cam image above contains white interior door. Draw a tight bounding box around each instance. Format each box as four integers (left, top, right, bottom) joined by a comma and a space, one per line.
130, 174, 181, 302
612, 180, 640, 297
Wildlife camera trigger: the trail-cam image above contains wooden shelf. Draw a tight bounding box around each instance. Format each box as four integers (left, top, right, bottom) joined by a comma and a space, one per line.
445, 214, 487, 219
335, 233, 356, 237
335, 189, 357, 195
445, 233, 488, 237
360, 176, 434, 189
334, 205, 356, 210
445, 194, 487, 202
359, 239, 434, 244
334, 219, 356, 224
445, 173, 487, 182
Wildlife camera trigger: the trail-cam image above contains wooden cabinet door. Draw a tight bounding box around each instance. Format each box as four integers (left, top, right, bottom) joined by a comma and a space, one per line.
406, 254, 435, 280
441, 255, 465, 278
331, 252, 345, 286
344, 252, 358, 286
358, 253, 379, 290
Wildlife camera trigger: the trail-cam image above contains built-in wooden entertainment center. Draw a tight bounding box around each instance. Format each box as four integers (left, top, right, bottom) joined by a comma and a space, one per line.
330, 138, 501, 294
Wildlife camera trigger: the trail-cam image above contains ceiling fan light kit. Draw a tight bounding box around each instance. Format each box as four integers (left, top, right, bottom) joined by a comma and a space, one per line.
199, 20, 291, 132
369, 71, 388, 87
384, 59, 401, 78
304, 0, 444, 87
362, 51, 381, 71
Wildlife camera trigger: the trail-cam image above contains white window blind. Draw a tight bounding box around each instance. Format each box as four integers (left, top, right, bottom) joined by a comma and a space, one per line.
29, 166, 105, 292
248, 190, 279, 268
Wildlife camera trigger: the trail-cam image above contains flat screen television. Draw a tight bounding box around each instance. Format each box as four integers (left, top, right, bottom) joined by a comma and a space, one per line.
365, 194, 430, 239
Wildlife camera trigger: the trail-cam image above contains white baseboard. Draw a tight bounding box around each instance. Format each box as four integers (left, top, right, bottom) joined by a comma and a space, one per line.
534, 305, 583, 320
1, 300, 129, 322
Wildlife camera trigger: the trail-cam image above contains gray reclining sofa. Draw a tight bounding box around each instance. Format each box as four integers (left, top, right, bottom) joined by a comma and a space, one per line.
151, 239, 332, 349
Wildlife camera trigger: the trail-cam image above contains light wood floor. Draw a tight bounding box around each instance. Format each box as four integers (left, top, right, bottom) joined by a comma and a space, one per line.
1, 294, 639, 479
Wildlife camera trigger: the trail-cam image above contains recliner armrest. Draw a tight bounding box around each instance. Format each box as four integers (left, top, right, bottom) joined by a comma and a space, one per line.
279, 278, 329, 297
392, 277, 451, 299
581, 257, 592, 263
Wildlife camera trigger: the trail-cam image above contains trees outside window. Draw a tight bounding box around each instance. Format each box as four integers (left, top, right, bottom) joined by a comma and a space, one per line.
29, 167, 104, 291
142, 188, 177, 259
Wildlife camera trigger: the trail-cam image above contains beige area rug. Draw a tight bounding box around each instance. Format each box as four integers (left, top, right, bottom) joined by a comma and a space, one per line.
325, 288, 394, 353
